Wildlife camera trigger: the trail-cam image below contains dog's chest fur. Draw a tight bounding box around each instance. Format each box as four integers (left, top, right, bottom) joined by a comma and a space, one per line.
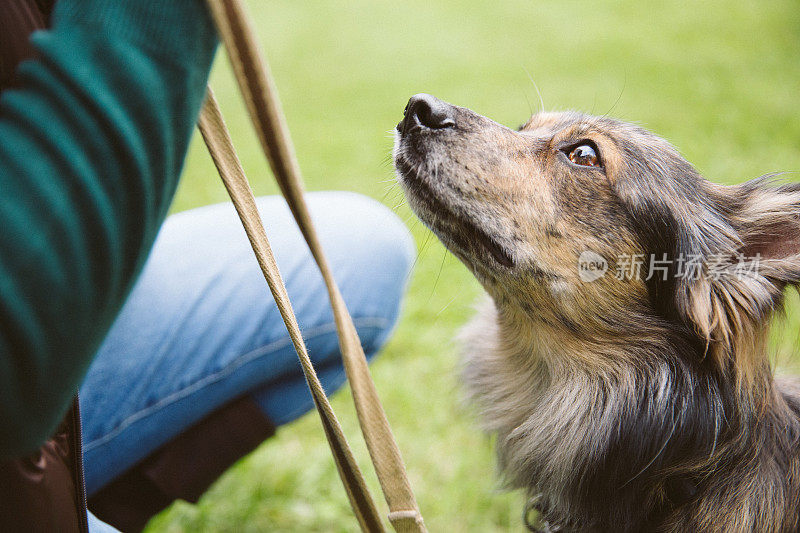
460, 297, 800, 532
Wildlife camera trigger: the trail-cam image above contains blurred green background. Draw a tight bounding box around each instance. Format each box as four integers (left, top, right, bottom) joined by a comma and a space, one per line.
146, 1, 800, 531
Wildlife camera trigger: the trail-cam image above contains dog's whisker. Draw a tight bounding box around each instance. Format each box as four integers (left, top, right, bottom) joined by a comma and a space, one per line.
522, 89, 533, 117
427, 248, 449, 304
379, 182, 399, 203
523, 66, 545, 113
600, 70, 627, 120
406, 226, 434, 286
434, 294, 459, 320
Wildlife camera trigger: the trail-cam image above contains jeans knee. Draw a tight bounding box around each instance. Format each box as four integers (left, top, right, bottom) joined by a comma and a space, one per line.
310, 191, 415, 269
346, 193, 416, 296
306, 192, 416, 328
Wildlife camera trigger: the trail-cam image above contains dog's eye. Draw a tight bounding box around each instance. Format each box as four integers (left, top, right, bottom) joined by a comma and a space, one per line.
567, 144, 601, 167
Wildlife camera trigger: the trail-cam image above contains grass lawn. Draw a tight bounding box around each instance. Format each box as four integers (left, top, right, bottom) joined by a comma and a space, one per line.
145, 1, 800, 531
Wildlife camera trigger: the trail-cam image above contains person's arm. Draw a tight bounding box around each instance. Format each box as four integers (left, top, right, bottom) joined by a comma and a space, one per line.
0, 0, 218, 458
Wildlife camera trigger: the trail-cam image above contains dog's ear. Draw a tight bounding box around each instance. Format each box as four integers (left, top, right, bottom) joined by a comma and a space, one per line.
732, 180, 800, 277
678, 179, 800, 379
607, 132, 800, 381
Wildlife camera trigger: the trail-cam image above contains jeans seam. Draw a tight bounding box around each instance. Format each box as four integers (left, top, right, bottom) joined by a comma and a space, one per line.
83, 316, 390, 452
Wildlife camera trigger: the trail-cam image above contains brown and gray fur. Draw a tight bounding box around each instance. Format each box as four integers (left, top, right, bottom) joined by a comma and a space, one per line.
394, 94, 800, 532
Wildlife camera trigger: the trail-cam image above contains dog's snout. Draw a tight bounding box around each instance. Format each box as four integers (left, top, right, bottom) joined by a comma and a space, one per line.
398, 93, 455, 134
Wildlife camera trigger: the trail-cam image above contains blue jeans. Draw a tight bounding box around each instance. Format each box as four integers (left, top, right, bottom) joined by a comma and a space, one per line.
78, 192, 414, 528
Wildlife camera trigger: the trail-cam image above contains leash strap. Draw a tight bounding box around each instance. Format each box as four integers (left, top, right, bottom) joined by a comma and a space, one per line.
198, 91, 383, 532
200, 2, 426, 531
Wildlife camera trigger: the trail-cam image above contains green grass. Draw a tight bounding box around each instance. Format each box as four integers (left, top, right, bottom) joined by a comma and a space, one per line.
145, 1, 800, 531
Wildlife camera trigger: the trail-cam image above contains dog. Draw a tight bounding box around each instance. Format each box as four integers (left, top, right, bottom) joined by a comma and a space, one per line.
394, 94, 800, 532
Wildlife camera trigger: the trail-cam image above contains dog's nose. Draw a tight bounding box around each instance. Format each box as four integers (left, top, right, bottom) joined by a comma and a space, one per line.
398, 93, 456, 134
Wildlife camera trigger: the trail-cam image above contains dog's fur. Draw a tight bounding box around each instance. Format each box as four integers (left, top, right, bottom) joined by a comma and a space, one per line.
394, 98, 800, 532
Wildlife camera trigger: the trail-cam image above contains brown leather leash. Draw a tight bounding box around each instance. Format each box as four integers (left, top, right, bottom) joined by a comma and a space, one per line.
198, 1, 426, 531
